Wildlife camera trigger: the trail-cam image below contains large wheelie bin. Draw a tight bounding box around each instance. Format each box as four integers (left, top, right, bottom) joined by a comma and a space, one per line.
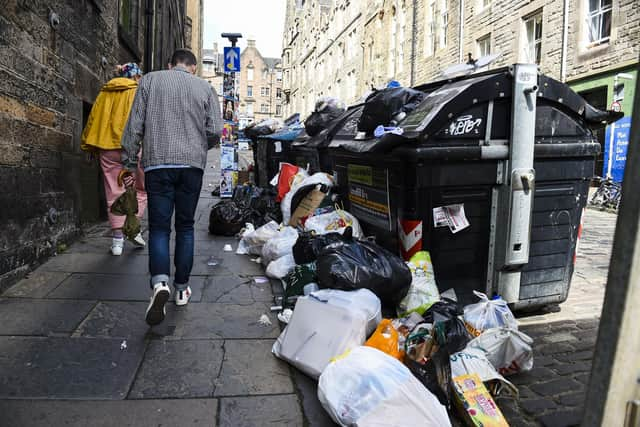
328, 64, 621, 308
252, 126, 304, 188
287, 106, 364, 174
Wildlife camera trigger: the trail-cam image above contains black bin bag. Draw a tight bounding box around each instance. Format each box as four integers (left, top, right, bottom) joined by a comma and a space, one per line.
292, 227, 353, 264
208, 201, 251, 236
358, 87, 426, 134
316, 238, 411, 306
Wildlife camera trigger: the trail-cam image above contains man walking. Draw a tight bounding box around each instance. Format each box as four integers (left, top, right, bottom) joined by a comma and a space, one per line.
120, 49, 222, 325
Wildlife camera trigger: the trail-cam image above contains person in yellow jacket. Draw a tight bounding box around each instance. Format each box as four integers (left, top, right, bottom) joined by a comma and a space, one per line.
81, 63, 147, 256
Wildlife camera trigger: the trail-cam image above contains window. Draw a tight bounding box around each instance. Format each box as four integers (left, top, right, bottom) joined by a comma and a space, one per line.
260, 104, 269, 113
276, 104, 282, 116
247, 86, 253, 97
477, 34, 491, 57
276, 88, 282, 99
424, 2, 436, 57
265, 87, 270, 97
524, 13, 543, 64
586, 0, 612, 44
247, 104, 254, 115
439, 0, 448, 48
277, 71, 283, 81
262, 69, 269, 79
247, 68, 254, 81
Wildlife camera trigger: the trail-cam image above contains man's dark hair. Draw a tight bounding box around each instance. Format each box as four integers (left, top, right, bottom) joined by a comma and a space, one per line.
171, 49, 197, 66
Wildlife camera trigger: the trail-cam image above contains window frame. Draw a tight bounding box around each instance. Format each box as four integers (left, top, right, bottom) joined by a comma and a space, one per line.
247, 85, 253, 97
523, 12, 543, 64
476, 34, 491, 57
585, 0, 612, 46
424, 2, 436, 57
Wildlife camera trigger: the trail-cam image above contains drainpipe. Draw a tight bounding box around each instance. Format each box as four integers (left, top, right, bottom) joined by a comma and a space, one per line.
458, 0, 464, 63
410, 0, 417, 86
560, 0, 569, 82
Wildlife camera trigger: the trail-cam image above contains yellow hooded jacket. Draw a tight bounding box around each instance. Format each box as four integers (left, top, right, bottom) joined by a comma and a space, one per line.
81, 77, 138, 151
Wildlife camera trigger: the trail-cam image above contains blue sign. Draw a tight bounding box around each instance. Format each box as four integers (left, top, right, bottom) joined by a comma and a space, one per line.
223, 47, 240, 72
603, 116, 632, 183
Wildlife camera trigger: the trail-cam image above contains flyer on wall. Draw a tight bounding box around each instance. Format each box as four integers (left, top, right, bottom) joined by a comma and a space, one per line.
220, 145, 235, 170
219, 170, 237, 198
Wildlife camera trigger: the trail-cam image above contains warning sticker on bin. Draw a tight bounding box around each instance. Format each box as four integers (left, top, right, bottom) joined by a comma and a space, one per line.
433, 204, 470, 234
347, 164, 392, 231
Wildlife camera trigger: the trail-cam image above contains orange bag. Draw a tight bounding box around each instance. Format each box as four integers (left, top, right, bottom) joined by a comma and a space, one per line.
365, 319, 404, 360
277, 163, 300, 202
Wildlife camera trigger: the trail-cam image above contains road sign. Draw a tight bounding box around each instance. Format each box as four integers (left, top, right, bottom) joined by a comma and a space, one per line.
611, 101, 621, 112
224, 47, 240, 72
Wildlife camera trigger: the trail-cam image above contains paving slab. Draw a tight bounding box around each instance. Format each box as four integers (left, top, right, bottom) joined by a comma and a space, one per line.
218, 395, 304, 427
2, 271, 70, 298
191, 255, 263, 276
214, 339, 294, 396
39, 252, 150, 275
0, 337, 145, 399
0, 399, 217, 427
129, 340, 223, 399
48, 273, 205, 302
0, 299, 95, 336
173, 303, 280, 339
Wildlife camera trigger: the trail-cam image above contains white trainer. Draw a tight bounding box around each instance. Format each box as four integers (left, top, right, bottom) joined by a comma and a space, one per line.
111, 237, 124, 256
131, 232, 146, 248
145, 282, 171, 326
175, 286, 192, 306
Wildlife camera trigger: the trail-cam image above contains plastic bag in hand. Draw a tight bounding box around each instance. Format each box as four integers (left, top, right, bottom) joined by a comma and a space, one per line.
261, 226, 299, 266
318, 346, 451, 427
463, 291, 518, 337
466, 327, 533, 375
316, 239, 411, 307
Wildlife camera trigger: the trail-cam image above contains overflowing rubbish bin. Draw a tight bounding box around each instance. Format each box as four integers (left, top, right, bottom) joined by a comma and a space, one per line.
287, 106, 364, 174
328, 65, 621, 308
251, 126, 304, 188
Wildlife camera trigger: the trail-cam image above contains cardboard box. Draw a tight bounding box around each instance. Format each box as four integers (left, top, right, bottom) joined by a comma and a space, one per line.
452, 374, 509, 427
289, 187, 327, 227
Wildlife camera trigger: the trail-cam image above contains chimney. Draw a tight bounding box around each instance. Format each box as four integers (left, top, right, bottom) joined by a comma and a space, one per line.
247, 39, 256, 48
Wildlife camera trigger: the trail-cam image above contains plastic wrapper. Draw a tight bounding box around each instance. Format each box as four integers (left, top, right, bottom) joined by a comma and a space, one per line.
266, 254, 297, 279
463, 291, 518, 337
450, 348, 518, 396
364, 319, 403, 360
316, 239, 411, 307
303, 210, 362, 238
397, 251, 440, 317
292, 228, 353, 264
261, 226, 299, 266
281, 172, 334, 225
208, 201, 251, 236
467, 327, 534, 375
358, 87, 426, 134
309, 289, 381, 337
272, 294, 370, 378
318, 346, 451, 427
236, 221, 280, 255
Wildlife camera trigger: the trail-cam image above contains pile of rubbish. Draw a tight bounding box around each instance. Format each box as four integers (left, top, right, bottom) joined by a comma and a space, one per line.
209, 162, 533, 427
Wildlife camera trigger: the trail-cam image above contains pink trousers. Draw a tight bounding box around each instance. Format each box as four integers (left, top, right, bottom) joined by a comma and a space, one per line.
99, 149, 147, 230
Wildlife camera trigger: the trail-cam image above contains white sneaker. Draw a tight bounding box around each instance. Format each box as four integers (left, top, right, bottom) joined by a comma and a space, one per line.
145, 282, 171, 326
175, 286, 192, 306
111, 237, 124, 256
131, 232, 146, 248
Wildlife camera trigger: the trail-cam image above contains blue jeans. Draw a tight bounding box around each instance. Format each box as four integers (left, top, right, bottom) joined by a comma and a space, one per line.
145, 168, 203, 290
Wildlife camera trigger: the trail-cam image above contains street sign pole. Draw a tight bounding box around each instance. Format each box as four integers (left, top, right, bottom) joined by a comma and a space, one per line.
220, 33, 242, 198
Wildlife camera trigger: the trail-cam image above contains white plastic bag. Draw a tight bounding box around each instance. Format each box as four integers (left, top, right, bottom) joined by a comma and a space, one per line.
236, 221, 279, 255
466, 327, 534, 375
463, 291, 518, 337
397, 253, 440, 317
318, 346, 451, 427
304, 210, 362, 238
266, 254, 297, 279
450, 347, 518, 396
272, 296, 368, 379
281, 172, 334, 224
310, 288, 381, 337
261, 226, 299, 266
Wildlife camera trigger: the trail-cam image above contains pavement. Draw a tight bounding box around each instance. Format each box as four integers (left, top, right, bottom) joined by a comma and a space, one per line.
0, 145, 617, 426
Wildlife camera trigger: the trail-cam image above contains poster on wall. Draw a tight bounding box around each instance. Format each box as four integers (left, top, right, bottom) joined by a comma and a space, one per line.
220, 170, 237, 198
603, 116, 631, 182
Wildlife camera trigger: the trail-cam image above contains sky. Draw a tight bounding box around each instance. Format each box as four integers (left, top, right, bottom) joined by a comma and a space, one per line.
202, 0, 287, 58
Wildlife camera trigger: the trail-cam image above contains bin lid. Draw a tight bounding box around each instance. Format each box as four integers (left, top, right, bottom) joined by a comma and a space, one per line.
259, 126, 305, 142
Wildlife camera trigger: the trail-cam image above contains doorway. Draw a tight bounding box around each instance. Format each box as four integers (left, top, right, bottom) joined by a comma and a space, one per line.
579, 86, 608, 180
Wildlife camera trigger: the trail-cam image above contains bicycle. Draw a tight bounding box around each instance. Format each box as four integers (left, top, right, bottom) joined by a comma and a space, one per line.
590, 176, 622, 210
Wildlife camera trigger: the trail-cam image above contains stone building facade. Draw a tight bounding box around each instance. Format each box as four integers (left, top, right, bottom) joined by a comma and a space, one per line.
0, 0, 201, 290
282, 0, 639, 120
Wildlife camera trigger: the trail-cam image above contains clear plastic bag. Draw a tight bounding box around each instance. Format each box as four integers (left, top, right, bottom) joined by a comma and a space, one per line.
318, 346, 451, 427
266, 254, 297, 279
236, 221, 280, 255
463, 291, 518, 337
261, 226, 299, 266
310, 288, 381, 337
450, 347, 518, 396
466, 327, 534, 375
303, 209, 362, 238
397, 251, 440, 317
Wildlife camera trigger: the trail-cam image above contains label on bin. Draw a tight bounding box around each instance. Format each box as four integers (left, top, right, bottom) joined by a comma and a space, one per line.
347, 164, 392, 231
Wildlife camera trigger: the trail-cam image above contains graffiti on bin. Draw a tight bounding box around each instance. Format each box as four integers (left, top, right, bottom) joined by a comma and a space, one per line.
447, 115, 483, 136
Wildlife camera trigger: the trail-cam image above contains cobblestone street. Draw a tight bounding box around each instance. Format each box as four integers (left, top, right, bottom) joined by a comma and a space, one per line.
0, 142, 618, 427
